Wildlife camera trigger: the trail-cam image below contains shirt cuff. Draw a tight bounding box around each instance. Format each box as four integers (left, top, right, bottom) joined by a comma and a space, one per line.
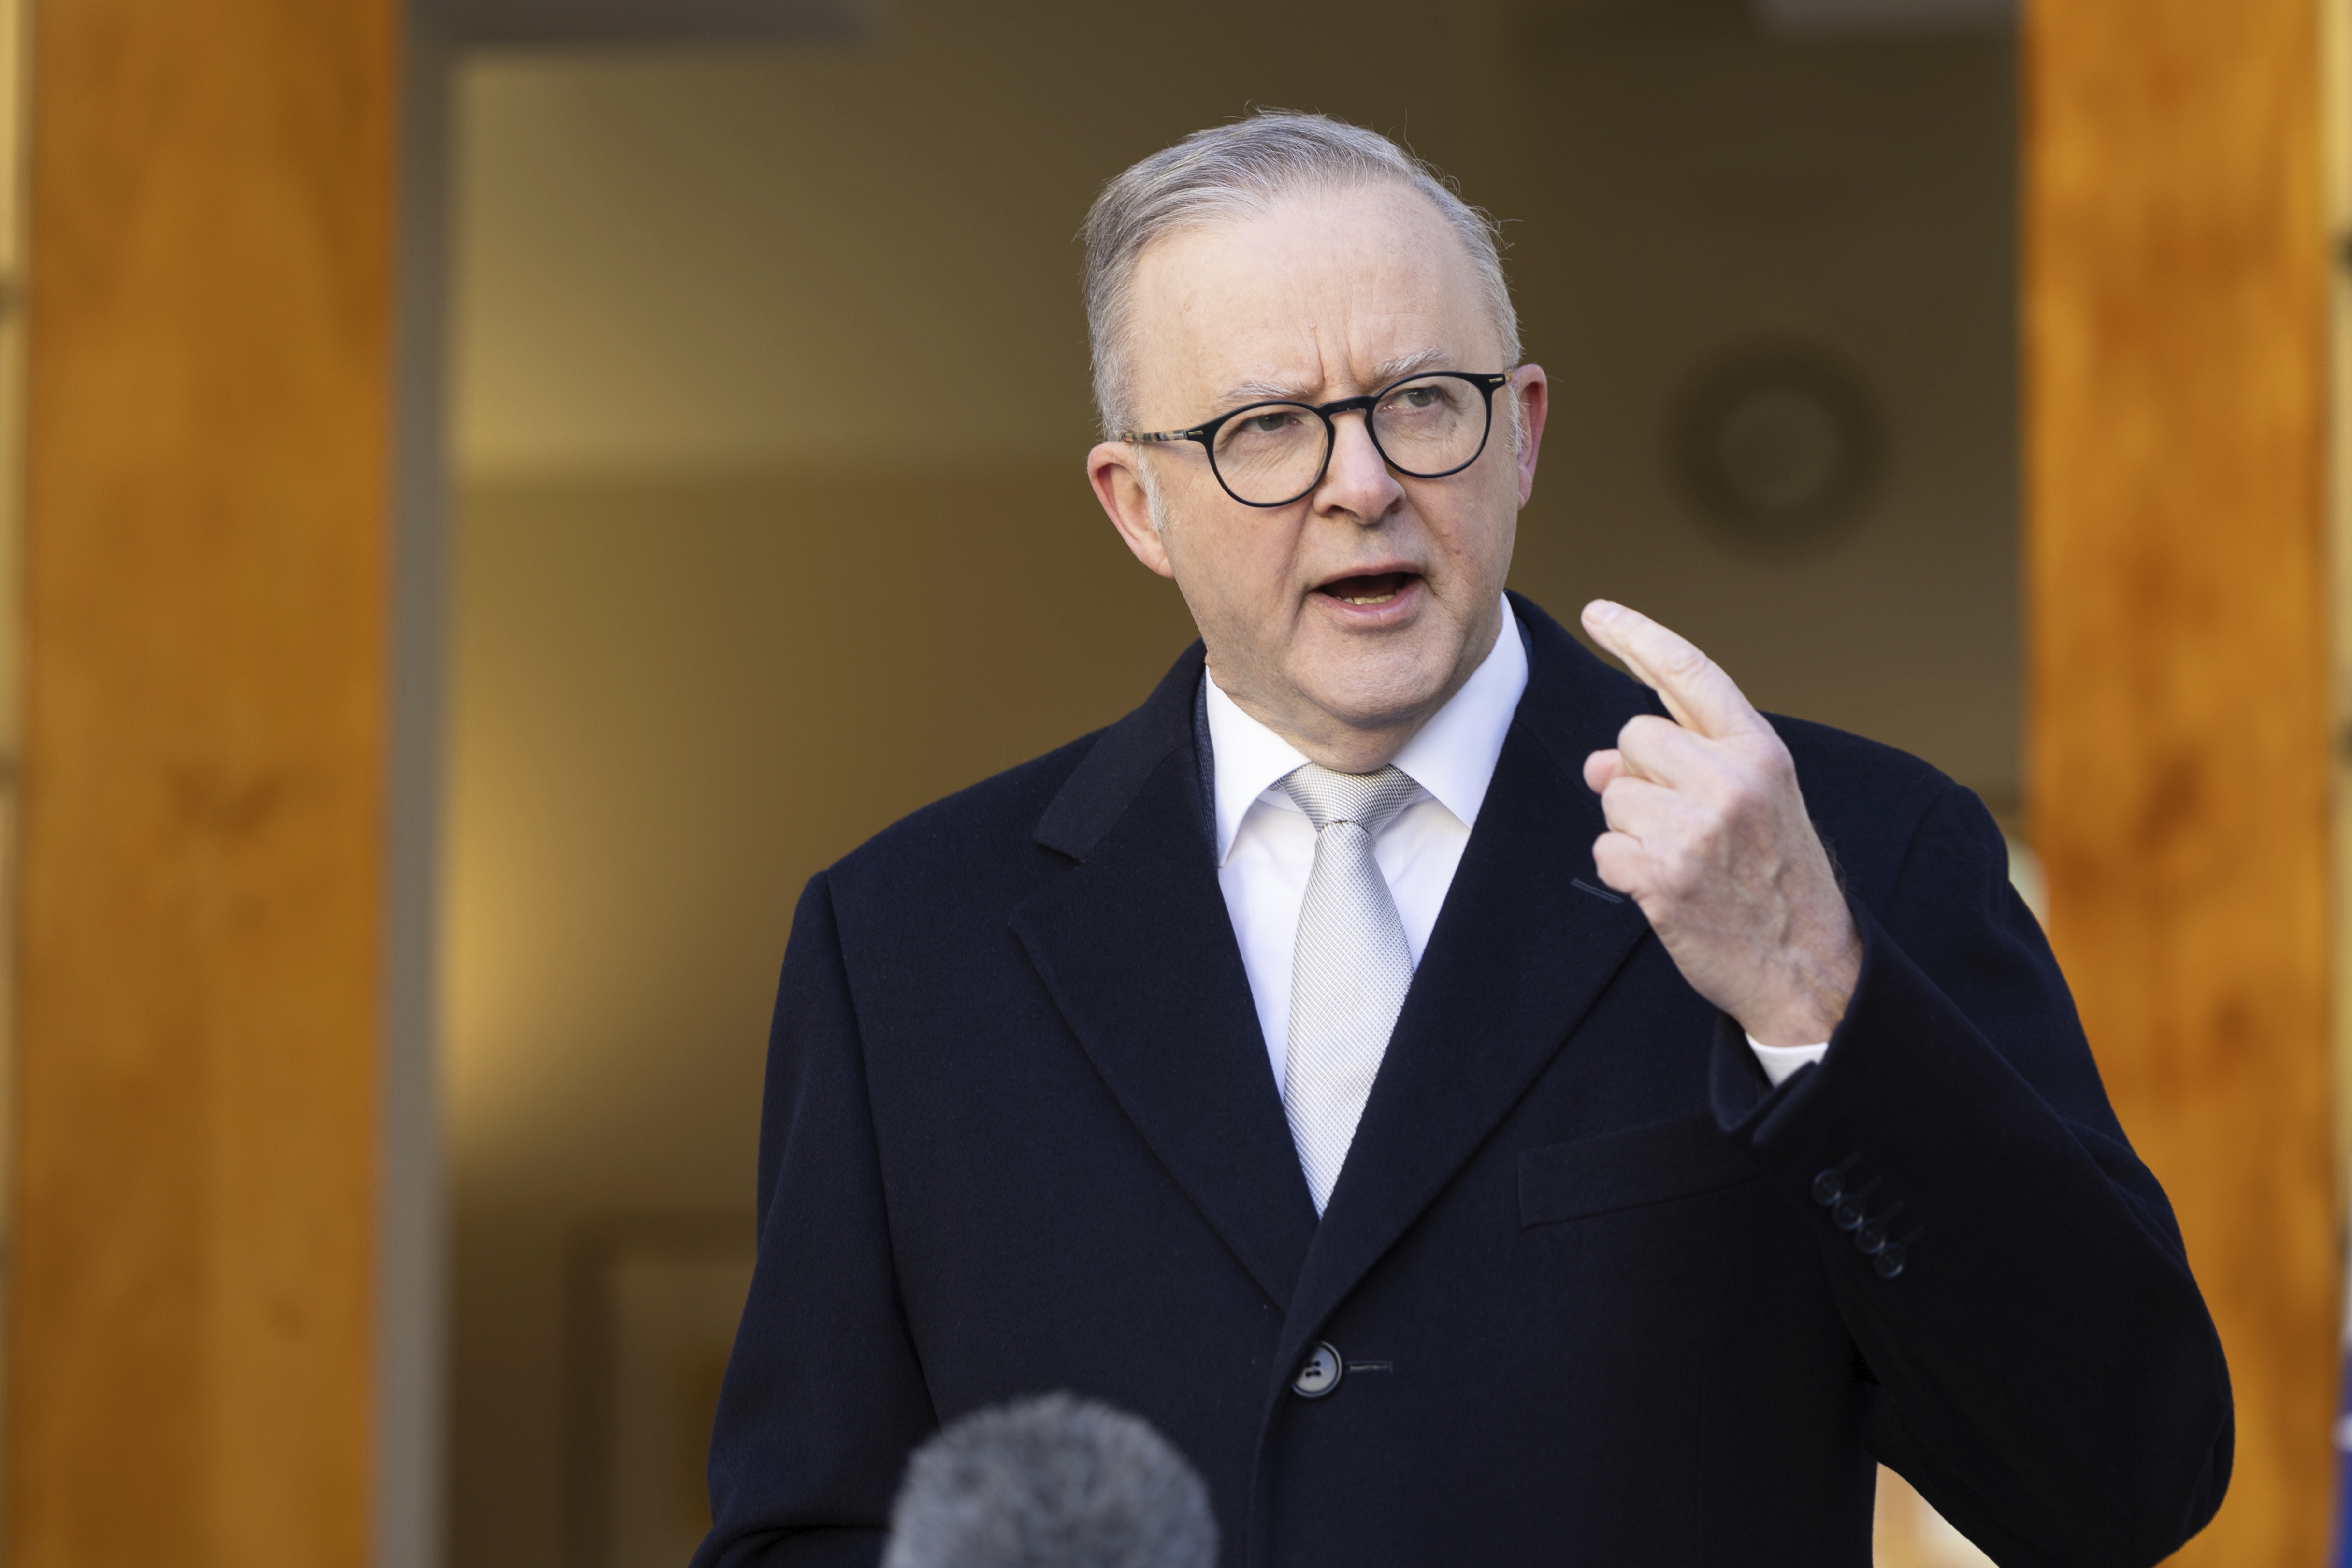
1746, 1034, 1829, 1088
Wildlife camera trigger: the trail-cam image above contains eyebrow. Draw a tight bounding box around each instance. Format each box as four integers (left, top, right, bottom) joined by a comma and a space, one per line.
1212, 347, 1455, 409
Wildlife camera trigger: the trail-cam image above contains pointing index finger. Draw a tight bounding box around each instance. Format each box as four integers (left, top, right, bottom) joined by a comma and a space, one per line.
1580, 600, 1759, 739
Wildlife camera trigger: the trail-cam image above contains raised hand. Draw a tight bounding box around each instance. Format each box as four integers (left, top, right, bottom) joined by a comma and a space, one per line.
1579, 600, 1861, 1048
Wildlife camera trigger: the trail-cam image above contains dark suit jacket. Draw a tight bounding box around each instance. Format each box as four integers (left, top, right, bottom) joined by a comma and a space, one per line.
694, 594, 2229, 1568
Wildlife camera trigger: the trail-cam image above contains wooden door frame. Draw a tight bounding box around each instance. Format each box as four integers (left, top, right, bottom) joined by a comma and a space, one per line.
2025, 0, 2339, 1560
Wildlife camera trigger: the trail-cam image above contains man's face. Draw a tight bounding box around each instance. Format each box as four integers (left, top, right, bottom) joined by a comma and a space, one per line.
1089, 183, 1548, 766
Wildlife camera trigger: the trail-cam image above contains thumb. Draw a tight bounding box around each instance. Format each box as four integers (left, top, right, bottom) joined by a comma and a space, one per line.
1584, 748, 1625, 795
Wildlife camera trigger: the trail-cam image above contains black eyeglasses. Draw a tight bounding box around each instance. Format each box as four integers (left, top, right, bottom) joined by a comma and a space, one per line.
1120, 370, 1515, 508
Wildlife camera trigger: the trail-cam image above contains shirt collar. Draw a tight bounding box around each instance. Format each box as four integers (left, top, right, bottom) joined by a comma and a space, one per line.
1201, 595, 1530, 863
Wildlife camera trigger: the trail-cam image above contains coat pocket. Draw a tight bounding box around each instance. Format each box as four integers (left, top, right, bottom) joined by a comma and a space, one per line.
1518, 1113, 1764, 1228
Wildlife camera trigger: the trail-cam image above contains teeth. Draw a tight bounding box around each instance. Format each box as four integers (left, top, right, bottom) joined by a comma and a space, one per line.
1341, 593, 1397, 605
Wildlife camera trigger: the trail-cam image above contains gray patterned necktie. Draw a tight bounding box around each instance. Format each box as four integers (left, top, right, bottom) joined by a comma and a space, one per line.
1282, 762, 1425, 1212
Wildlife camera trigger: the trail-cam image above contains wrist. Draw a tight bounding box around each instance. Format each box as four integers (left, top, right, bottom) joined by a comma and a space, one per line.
1744, 910, 1861, 1047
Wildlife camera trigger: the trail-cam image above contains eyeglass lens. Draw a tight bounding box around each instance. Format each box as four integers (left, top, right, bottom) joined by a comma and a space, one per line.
1211, 375, 1491, 506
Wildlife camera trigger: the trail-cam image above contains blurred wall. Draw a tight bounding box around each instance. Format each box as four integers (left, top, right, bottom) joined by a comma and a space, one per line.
441, 6, 2017, 1563
1504, 14, 2018, 797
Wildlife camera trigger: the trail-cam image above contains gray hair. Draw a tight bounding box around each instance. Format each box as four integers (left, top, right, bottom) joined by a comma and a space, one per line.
1082, 111, 1521, 438
882, 1394, 1218, 1568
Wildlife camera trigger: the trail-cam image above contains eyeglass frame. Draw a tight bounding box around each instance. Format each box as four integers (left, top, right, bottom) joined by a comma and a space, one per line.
1117, 369, 1518, 509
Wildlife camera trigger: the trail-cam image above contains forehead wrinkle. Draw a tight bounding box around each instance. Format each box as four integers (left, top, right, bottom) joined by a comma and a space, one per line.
1137, 197, 1498, 420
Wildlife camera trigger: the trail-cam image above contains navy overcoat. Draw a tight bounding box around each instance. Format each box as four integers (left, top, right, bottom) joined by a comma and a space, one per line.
694, 594, 2230, 1568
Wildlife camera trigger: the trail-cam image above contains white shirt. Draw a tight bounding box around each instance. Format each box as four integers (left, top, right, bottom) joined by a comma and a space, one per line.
1204, 598, 1829, 1093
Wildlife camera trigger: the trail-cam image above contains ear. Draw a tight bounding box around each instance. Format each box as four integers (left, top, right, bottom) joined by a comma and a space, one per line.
1088, 441, 1175, 578
1508, 365, 1550, 507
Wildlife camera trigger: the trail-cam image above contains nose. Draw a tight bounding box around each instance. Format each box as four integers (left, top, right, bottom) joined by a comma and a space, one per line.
1313, 407, 1405, 524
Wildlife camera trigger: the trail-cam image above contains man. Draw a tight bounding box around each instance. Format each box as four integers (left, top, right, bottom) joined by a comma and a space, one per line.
696, 113, 2229, 1567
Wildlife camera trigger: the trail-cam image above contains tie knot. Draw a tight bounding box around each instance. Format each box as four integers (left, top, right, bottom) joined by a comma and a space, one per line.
1282, 762, 1423, 836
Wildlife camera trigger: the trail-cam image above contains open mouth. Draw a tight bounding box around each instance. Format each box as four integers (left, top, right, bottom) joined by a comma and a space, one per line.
1316, 571, 1417, 607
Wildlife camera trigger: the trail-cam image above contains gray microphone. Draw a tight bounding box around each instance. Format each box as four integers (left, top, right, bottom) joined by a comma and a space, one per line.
881, 1393, 1218, 1568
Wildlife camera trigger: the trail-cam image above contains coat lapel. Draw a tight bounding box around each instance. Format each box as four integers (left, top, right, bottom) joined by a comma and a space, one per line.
1272, 597, 1663, 1368
1013, 646, 1320, 1310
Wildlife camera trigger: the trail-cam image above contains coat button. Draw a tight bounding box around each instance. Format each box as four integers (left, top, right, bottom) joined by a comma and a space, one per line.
1292, 1342, 1343, 1399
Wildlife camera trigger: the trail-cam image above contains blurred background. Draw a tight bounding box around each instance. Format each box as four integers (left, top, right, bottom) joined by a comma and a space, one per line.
0, 0, 2342, 1566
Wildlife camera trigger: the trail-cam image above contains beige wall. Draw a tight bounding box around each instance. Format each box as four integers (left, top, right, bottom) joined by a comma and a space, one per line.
443, 7, 2018, 1562
1504, 25, 2019, 799
445, 467, 1194, 1564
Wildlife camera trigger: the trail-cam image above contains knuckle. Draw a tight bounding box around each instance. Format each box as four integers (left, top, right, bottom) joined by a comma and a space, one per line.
1661, 643, 1711, 682
1681, 809, 1731, 868
1689, 772, 1738, 822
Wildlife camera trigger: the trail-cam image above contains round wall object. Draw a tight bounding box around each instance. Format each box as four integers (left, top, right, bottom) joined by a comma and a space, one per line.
1669, 346, 1882, 556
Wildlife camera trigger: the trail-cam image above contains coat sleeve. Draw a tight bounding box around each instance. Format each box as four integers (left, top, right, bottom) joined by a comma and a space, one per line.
1712, 781, 2232, 1568
691, 873, 938, 1568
